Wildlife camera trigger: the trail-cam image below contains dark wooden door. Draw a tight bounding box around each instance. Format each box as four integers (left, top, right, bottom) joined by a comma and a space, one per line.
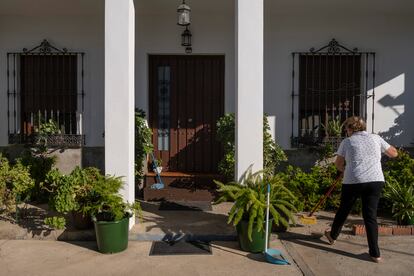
149, 55, 224, 173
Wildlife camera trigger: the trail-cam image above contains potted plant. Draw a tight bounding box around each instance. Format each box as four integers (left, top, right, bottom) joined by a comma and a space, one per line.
214, 169, 296, 253
383, 177, 414, 225
88, 174, 142, 254
43, 167, 101, 230
321, 117, 344, 149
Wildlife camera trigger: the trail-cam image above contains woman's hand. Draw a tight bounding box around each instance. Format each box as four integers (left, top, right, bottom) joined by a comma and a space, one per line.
385, 146, 398, 158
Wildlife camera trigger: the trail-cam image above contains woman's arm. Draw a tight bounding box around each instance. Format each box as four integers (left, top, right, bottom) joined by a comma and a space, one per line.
335, 155, 345, 172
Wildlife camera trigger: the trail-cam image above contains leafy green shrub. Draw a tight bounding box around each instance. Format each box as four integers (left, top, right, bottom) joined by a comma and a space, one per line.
18, 150, 56, 202
263, 115, 287, 176
135, 109, 153, 183
383, 150, 414, 188
0, 154, 35, 217
44, 216, 66, 229
43, 167, 101, 229
44, 167, 142, 228
216, 113, 287, 181
278, 164, 340, 212
216, 113, 235, 181
382, 150, 414, 222
215, 169, 296, 241
322, 116, 343, 137
383, 177, 414, 225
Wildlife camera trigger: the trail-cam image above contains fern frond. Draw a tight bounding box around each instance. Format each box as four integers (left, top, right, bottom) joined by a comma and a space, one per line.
233, 207, 245, 226
248, 205, 258, 241
269, 205, 280, 226
256, 205, 265, 233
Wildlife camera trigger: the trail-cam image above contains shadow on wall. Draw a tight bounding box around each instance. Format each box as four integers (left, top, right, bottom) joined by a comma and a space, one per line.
154, 127, 223, 175
376, 73, 413, 147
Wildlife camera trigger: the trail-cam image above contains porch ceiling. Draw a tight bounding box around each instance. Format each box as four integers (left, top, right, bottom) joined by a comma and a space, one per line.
137, 0, 414, 16
1, 0, 412, 16
267, 0, 414, 16
135, 0, 233, 15
0, 0, 103, 15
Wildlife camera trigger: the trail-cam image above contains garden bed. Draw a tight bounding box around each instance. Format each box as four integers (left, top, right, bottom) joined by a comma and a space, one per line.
0, 203, 95, 241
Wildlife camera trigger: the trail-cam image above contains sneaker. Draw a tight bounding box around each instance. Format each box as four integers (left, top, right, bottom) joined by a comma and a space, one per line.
324, 230, 336, 245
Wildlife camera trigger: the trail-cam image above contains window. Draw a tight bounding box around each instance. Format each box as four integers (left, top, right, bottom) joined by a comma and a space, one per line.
291, 39, 376, 147
157, 66, 171, 151
7, 40, 85, 147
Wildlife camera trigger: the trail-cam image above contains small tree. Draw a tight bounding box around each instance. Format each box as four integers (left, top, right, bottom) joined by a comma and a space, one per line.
135, 109, 153, 183
216, 113, 287, 181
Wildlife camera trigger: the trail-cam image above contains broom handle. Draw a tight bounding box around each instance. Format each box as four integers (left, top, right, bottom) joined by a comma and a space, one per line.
265, 183, 270, 252
308, 174, 342, 217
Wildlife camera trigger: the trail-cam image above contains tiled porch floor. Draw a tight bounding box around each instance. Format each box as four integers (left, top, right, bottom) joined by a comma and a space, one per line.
130, 201, 236, 241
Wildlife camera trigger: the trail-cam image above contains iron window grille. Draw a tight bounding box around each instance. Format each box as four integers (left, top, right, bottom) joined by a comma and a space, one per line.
7, 39, 85, 148
291, 39, 375, 148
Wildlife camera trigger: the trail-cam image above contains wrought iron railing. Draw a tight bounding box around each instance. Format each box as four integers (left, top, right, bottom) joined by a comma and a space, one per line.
6, 39, 85, 147
291, 39, 375, 148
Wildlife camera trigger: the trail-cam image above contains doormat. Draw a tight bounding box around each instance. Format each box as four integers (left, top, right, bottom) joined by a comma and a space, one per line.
149, 240, 212, 256
158, 201, 212, 211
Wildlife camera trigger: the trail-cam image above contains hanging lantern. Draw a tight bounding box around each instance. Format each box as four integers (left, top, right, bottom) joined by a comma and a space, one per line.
177, 0, 191, 26
181, 26, 192, 47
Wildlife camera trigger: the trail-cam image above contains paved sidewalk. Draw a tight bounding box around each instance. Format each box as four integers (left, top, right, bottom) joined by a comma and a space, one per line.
0, 239, 302, 276
280, 211, 414, 276
2, 206, 414, 276
282, 234, 414, 276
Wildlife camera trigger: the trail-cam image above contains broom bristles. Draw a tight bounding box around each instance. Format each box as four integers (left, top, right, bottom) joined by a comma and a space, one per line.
300, 215, 317, 225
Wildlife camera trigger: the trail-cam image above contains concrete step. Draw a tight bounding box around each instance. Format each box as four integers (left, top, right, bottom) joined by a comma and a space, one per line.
144, 172, 223, 189
131, 201, 237, 241
143, 187, 215, 201
144, 172, 224, 201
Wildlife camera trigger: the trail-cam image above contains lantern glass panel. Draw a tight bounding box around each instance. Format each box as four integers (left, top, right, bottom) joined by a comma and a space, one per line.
181, 30, 192, 47
177, 9, 190, 25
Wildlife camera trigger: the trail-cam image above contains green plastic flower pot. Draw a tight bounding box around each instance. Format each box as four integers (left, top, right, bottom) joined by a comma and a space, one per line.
236, 219, 272, 253
93, 216, 129, 254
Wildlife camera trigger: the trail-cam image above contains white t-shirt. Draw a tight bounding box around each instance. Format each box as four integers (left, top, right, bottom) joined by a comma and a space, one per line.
336, 131, 391, 184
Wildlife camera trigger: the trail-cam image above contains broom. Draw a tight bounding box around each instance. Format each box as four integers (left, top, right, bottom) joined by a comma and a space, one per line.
300, 173, 343, 225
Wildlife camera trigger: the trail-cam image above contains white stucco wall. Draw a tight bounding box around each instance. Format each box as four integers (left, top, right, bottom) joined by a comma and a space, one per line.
135, 1, 235, 115
1, 0, 413, 150
0, 4, 104, 147
264, 10, 414, 148
135, 0, 414, 149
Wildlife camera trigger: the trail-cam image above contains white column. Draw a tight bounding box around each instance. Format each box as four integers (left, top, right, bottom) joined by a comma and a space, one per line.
235, 0, 263, 180
105, 0, 135, 227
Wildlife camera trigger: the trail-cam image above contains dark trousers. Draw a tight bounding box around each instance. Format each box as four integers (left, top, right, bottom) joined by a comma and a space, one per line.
330, 182, 384, 258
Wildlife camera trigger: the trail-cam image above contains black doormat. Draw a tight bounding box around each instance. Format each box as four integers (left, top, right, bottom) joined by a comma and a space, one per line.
158, 201, 212, 211
149, 240, 212, 256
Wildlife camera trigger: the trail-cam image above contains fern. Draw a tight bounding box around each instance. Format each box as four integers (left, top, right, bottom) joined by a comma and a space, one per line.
214, 168, 297, 241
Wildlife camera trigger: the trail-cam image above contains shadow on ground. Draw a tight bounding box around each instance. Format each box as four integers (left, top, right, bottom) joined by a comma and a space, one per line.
136, 201, 236, 241
279, 231, 373, 262
0, 203, 95, 241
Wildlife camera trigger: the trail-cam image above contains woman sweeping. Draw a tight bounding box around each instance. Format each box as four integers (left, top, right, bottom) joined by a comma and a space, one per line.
325, 116, 398, 263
